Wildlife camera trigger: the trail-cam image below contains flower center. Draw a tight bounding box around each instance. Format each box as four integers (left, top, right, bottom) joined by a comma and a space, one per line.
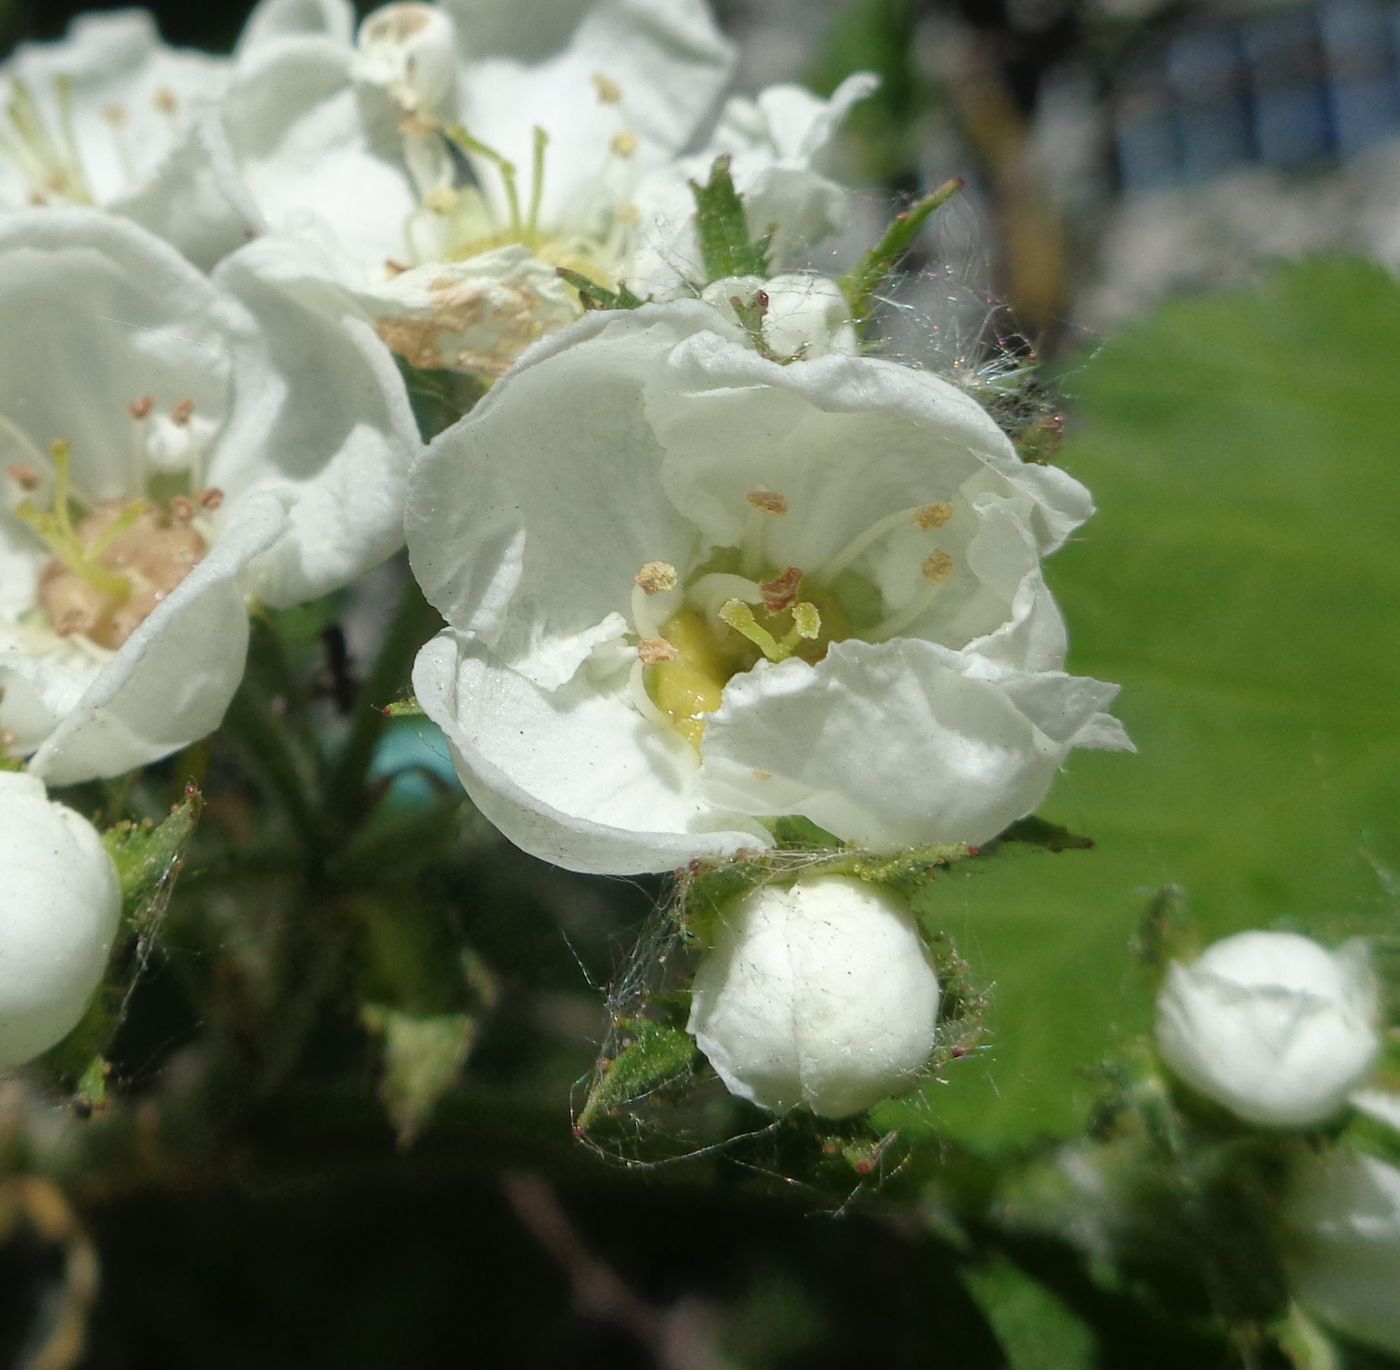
4, 400, 222, 652
391, 75, 641, 286
0, 76, 92, 204
625, 491, 958, 746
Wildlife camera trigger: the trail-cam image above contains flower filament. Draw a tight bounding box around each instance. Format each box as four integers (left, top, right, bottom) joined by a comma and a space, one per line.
0, 77, 93, 204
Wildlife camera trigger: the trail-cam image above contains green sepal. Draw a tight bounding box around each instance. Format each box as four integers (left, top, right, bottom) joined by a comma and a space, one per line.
378, 696, 425, 719
690, 154, 773, 282
395, 356, 488, 440
575, 1016, 698, 1135
556, 266, 646, 312
42, 790, 201, 1110
361, 1004, 480, 1149
991, 814, 1094, 854
839, 177, 962, 335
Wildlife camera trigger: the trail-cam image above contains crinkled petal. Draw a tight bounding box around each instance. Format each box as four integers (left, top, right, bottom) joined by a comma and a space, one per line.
413, 630, 770, 874
700, 638, 1125, 849
210, 234, 420, 605
365, 247, 578, 377
406, 304, 723, 684
24, 493, 289, 785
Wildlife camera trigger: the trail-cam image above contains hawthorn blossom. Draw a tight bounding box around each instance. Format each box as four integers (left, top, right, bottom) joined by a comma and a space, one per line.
0, 11, 252, 268
0, 770, 121, 1068
0, 209, 417, 783
1154, 931, 1381, 1128
687, 875, 941, 1118
409, 302, 1128, 875
1282, 1149, 1400, 1357
209, 0, 871, 375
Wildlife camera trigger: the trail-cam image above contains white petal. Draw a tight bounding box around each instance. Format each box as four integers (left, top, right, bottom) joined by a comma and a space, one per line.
237, 0, 356, 58
445, 0, 733, 227
26, 493, 289, 785
413, 630, 770, 874
701, 638, 1123, 849
210, 234, 420, 605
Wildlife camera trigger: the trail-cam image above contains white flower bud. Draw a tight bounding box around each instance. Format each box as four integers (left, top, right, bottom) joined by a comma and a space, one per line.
353, 3, 457, 113
700, 272, 859, 360
686, 874, 940, 1119
1282, 1148, 1400, 1357
1154, 930, 1381, 1128
0, 772, 121, 1068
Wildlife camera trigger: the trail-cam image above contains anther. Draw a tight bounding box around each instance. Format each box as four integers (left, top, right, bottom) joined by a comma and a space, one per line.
170, 495, 196, 522
129, 395, 155, 420
922, 550, 955, 582
384, 258, 411, 276
153, 87, 177, 114
6, 463, 39, 490
170, 397, 194, 426
634, 561, 678, 595
745, 489, 788, 516
102, 104, 126, 126
424, 185, 459, 214
760, 566, 803, 613
610, 131, 638, 157
591, 74, 622, 105
198, 487, 224, 511
637, 637, 678, 664
915, 501, 954, 531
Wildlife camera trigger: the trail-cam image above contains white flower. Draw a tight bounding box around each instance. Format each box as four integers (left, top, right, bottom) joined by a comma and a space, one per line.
0, 770, 121, 1068
1282, 1149, 1400, 1357
699, 273, 858, 360
0, 210, 418, 783
409, 302, 1128, 874
1154, 931, 1381, 1128
212, 0, 870, 375
687, 874, 940, 1118
0, 11, 252, 268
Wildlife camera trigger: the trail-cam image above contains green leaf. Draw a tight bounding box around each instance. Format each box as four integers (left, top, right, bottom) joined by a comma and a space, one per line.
963, 1258, 1096, 1370
575, 1017, 698, 1135
690, 154, 773, 282
907, 259, 1400, 1151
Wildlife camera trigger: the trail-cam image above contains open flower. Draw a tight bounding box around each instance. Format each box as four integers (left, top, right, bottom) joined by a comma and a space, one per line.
1282, 1149, 1400, 1357
409, 302, 1128, 874
687, 875, 941, 1118
0, 11, 253, 268
0, 209, 417, 783
210, 0, 869, 376
0, 770, 121, 1068
1154, 930, 1381, 1128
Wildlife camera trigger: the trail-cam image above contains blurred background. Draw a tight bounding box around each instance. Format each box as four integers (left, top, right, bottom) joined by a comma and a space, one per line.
2, 1, 1399, 1367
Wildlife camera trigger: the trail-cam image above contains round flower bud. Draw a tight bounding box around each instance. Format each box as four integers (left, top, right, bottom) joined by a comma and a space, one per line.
686, 874, 940, 1119
0, 771, 121, 1068
353, 3, 458, 113
1154, 930, 1380, 1128
1282, 1148, 1400, 1356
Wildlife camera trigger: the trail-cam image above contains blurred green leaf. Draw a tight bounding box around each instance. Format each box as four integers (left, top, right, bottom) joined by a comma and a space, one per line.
362, 1005, 479, 1148
902, 258, 1400, 1150
964, 1257, 1096, 1370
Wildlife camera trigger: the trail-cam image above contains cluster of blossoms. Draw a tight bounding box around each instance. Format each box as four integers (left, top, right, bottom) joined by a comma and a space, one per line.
0, 0, 1130, 1102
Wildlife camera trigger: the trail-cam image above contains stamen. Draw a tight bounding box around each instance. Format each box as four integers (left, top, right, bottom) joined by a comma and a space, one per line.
527, 126, 548, 237
610, 131, 637, 157
153, 87, 178, 115
637, 637, 677, 664
719, 599, 790, 662
760, 566, 804, 613
6, 463, 39, 490
631, 560, 679, 638
171, 397, 194, 426
129, 395, 155, 420
817, 501, 955, 582
592, 74, 623, 105
742, 488, 788, 575
169, 495, 196, 522
0, 413, 50, 471
424, 185, 459, 214
627, 658, 672, 729
198, 487, 224, 511
687, 572, 763, 626
445, 125, 521, 235
867, 551, 956, 642
786, 602, 821, 645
